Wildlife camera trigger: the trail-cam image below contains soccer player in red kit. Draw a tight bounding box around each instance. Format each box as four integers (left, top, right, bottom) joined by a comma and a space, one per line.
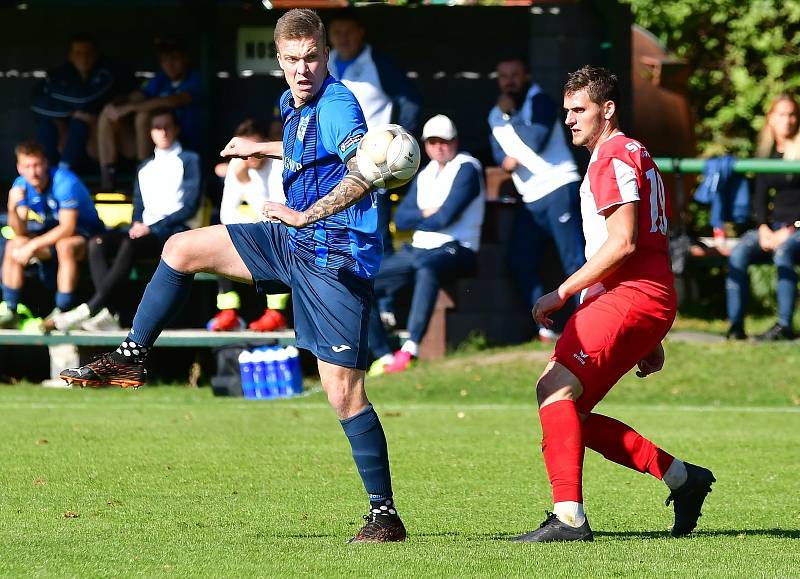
513, 66, 715, 543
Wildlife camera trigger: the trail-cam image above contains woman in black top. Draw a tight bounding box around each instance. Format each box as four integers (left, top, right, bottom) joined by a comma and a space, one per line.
726, 94, 800, 341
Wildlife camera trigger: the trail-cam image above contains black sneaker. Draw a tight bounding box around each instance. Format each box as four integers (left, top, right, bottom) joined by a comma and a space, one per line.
754, 322, 795, 342
665, 462, 716, 537
511, 512, 593, 543
60, 352, 147, 388
347, 513, 407, 544
725, 324, 747, 341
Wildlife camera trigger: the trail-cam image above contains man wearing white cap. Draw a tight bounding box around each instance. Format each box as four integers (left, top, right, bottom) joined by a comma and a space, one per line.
368, 115, 485, 374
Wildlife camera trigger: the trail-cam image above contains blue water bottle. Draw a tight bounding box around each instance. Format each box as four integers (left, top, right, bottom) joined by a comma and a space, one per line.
275, 348, 293, 397
285, 345, 304, 395
238, 350, 256, 399
264, 348, 280, 398
252, 349, 271, 399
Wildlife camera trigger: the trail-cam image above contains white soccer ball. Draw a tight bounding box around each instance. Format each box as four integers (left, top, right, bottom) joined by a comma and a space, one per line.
356, 124, 421, 190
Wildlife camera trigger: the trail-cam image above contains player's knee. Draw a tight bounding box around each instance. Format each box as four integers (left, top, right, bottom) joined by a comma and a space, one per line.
414, 266, 438, 284
536, 374, 574, 407
54, 237, 79, 258
162, 232, 193, 271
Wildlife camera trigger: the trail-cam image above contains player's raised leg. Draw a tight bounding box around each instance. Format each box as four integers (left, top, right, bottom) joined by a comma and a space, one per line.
582, 412, 715, 537
60, 225, 251, 387
317, 360, 406, 543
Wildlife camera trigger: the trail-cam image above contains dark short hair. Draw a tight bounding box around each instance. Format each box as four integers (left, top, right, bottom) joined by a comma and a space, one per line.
150, 107, 179, 126
563, 65, 620, 106
234, 118, 270, 139
496, 54, 529, 72
15, 140, 47, 160
327, 8, 362, 27
154, 36, 187, 57
69, 33, 96, 49
275, 8, 326, 46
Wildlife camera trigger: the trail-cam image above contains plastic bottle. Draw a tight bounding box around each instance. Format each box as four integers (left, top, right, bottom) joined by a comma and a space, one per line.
274, 348, 293, 397
285, 345, 304, 395
238, 350, 256, 399
252, 349, 271, 399
263, 348, 280, 398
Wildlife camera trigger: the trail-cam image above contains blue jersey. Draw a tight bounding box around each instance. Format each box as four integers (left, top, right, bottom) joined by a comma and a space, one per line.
142, 71, 201, 150
280, 75, 380, 278
13, 167, 104, 237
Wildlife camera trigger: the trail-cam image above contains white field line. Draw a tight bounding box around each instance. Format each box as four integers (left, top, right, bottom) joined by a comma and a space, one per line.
0, 398, 798, 414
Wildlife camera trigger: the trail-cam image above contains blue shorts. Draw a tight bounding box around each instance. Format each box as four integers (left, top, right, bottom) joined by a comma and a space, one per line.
226, 221, 373, 370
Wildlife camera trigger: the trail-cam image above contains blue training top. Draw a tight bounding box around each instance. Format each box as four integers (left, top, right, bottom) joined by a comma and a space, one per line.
13, 167, 104, 237
280, 74, 380, 279
142, 71, 202, 151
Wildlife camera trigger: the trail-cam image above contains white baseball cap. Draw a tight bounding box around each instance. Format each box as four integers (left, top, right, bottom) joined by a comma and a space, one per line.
422, 114, 457, 141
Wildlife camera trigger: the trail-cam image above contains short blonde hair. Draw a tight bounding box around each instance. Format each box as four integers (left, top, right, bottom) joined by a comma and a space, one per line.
755, 93, 800, 160
14, 140, 47, 160
274, 9, 325, 46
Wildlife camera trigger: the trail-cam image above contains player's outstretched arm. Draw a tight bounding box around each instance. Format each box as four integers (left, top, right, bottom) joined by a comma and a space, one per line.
263, 157, 373, 227
220, 137, 283, 160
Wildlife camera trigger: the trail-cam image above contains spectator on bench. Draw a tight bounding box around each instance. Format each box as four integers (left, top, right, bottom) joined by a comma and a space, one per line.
45, 108, 201, 332
97, 37, 201, 191
489, 56, 584, 343
207, 118, 289, 332
368, 115, 485, 375
726, 93, 800, 341
31, 33, 117, 172
0, 141, 104, 329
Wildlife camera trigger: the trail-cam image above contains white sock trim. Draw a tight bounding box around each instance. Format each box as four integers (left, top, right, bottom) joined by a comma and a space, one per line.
663, 458, 688, 490
400, 340, 419, 357
553, 501, 586, 527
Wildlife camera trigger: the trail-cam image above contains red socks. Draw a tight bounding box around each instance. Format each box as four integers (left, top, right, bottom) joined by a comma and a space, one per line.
582, 413, 674, 479
539, 400, 584, 503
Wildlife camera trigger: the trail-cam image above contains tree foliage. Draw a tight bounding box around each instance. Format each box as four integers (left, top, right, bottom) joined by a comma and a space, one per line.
624, 0, 800, 155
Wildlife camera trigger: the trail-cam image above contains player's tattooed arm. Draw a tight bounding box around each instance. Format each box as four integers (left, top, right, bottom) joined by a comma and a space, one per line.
302, 157, 373, 225
261, 158, 373, 228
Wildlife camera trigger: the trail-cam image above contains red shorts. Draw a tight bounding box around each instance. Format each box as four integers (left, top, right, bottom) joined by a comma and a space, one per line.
552, 283, 677, 414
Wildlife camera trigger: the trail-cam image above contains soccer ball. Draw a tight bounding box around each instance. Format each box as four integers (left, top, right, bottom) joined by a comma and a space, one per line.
356, 124, 421, 189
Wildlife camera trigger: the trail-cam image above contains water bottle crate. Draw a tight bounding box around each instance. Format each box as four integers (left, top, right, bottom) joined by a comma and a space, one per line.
239, 345, 304, 400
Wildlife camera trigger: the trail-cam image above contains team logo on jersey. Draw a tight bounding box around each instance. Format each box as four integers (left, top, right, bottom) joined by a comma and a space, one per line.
572, 350, 589, 365
297, 115, 310, 142
339, 133, 363, 154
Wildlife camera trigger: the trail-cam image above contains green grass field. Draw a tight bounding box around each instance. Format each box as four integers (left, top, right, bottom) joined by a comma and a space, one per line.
1, 340, 798, 577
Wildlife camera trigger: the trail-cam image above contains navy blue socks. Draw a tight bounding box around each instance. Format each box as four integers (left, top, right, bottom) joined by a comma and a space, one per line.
340, 404, 396, 514
55, 291, 75, 311
121, 259, 193, 356
2, 286, 21, 309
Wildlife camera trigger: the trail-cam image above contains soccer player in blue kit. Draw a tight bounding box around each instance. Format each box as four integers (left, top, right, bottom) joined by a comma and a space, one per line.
60, 9, 406, 544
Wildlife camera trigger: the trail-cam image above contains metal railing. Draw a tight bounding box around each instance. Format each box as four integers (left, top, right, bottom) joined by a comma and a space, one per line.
654, 158, 800, 174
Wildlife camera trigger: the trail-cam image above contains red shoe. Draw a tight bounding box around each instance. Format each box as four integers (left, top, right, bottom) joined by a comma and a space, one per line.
248, 308, 288, 332
383, 350, 415, 374
206, 309, 245, 331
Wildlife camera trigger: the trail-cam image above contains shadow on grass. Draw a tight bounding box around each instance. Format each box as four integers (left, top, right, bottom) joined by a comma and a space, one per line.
276, 529, 800, 541
594, 528, 800, 540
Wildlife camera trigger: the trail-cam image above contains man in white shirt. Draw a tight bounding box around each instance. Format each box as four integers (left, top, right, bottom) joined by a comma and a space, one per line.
327, 9, 421, 258
489, 56, 585, 342
46, 108, 201, 331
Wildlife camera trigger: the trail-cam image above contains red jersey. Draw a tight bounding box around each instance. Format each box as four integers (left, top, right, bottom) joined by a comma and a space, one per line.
579, 132, 674, 293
